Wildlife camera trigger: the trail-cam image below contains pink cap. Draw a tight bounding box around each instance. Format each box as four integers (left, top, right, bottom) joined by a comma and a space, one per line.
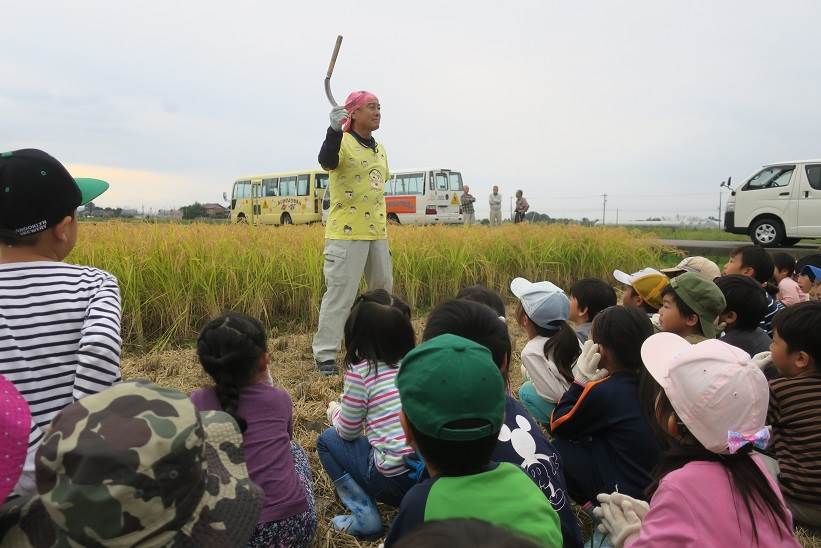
640, 333, 769, 454
0, 375, 31, 502
342, 90, 378, 131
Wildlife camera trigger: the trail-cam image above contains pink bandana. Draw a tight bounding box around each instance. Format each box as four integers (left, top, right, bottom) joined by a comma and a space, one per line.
343, 90, 378, 131
0, 375, 30, 502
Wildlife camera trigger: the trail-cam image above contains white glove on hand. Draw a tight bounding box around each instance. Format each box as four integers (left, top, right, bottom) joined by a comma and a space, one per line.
752, 351, 772, 371
573, 340, 607, 385
594, 500, 642, 548
326, 401, 341, 424
597, 492, 650, 521
329, 106, 348, 132
650, 313, 662, 331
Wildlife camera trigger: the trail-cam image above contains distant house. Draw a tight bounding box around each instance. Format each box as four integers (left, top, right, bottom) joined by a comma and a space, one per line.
202, 203, 229, 218
157, 208, 183, 219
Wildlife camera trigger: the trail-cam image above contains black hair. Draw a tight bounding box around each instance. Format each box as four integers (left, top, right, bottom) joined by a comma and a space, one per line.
714, 275, 768, 330
796, 253, 821, 273
591, 306, 653, 374
344, 289, 415, 375
510, 302, 580, 384
771, 252, 796, 277
772, 301, 821, 368
392, 519, 541, 548
456, 285, 506, 318
570, 278, 617, 322
197, 312, 267, 433
730, 245, 775, 285
406, 418, 499, 477
423, 299, 512, 385
626, 286, 660, 314
648, 391, 790, 545
661, 285, 697, 322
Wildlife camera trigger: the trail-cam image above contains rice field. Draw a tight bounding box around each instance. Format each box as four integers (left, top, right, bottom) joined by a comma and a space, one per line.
69, 222, 670, 351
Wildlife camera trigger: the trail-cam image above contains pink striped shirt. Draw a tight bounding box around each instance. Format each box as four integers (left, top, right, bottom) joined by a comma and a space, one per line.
332, 361, 413, 476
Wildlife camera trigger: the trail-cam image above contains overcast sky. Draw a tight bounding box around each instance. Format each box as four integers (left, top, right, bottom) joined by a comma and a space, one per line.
2, 1, 820, 220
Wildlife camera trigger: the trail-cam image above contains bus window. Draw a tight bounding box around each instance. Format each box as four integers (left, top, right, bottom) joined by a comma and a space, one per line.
234, 180, 251, 199
263, 178, 279, 197
316, 173, 329, 189
297, 174, 310, 196
279, 176, 297, 196
397, 173, 424, 195
449, 172, 463, 191
384, 175, 396, 196
435, 173, 448, 191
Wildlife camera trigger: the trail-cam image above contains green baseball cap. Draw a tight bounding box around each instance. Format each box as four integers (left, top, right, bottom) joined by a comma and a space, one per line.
670, 272, 727, 339
397, 334, 506, 441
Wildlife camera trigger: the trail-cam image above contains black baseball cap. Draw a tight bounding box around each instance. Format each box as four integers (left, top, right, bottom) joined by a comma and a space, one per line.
0, 149, 109, 238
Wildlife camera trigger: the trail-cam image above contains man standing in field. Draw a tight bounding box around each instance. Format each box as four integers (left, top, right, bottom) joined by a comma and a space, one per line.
313, 91, 392, 375
489, 185, 502, 227
514, 189, 529, 224
461, 185, 476, 226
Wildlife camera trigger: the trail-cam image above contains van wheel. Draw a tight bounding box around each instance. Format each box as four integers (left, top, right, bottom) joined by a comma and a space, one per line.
281, 213, 293, 225
782, 238, 801, 247
236, 214, 248, 224
750, 217, 784, 247
387, 213, 401, 225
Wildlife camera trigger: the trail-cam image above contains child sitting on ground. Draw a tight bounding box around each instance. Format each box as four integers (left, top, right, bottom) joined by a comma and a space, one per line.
660, 256, 721, 281
658, 272, 725, 343
510, 278, 581, 428
191, 312, 316, 548
772, 252, 806, 305
613, 268, 669, 318
317, 290, 417, 539
766, 302, 821, 528
797, 264, 821, 302
594, 334, 800, 548
568, 278, 617, 343
722, 245, 784, 335
424, 298, 583, 547
550, 306, 659, 507
0, 149, 121, 498
714, 275, 773, 375
384, 334, 563, 547
457, 284, 507, 319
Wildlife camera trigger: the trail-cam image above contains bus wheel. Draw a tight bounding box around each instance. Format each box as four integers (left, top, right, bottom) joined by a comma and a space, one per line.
281, 213, 293, 225
387, 213, 400, 225
750, 217, 784, 247
236, 214, 248, 224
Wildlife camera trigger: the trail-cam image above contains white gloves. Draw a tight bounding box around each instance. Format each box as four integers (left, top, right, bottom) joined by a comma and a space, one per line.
752, 351, 772, 371
326, 400, 341, 424
650, 313, 662, 331
329, 106, 348, 131
593, 498, 643, 548
597, 492, 650, 521
574, 340, 608, 385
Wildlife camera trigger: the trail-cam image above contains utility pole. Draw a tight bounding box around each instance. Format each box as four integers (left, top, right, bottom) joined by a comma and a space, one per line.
601, 194, 607, 225
616, 208, 619, 225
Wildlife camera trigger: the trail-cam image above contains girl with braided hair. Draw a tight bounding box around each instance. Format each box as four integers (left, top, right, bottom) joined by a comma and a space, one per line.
190, 312, 317, 547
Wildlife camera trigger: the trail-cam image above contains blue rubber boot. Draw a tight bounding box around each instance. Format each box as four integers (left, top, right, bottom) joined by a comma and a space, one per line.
330, 473, 383, 539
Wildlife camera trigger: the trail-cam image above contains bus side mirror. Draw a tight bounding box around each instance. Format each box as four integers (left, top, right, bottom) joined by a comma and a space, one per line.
223, 192, 228, 202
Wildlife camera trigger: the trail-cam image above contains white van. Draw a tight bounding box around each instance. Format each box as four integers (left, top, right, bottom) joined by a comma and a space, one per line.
724, 160, 821, 247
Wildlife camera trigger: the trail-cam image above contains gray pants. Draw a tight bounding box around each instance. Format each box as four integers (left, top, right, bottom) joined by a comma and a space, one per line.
312, 239, 393, 363
489, 209, 502, 226
463, 212, 475, 226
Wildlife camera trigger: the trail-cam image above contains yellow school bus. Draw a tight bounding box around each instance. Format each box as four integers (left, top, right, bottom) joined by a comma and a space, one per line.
228, 170, 329, 225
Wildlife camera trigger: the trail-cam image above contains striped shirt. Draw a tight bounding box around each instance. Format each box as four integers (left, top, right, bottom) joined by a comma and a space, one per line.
761, 292, 785, 337
332, 360, 413, 476
0, 261, 122, 459
767, 373, 821, 504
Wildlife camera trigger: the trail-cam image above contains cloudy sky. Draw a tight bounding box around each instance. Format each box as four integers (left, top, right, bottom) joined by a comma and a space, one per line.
2, 1, 820, 220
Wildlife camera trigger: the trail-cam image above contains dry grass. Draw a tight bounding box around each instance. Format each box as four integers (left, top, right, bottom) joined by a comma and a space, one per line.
121, 310, 820, 548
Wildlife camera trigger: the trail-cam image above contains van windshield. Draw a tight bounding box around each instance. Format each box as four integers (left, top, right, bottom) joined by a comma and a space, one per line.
744, 166, 794, 190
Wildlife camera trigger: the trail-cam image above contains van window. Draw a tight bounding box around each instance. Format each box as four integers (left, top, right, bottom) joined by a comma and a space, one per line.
396, 173, 424, 195
297, 174, 310, 196
233, 180, 251, 199
279, 176, 297, 196
435, 173, 449, 191
263, 178, 279, 197
743, 166, 794, 190
316, 173, 329, 190
449, 172, 463, 191
806, 165, 821, 190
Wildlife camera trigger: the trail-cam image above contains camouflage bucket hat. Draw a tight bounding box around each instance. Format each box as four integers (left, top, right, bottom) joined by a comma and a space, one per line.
0, 380, 262, 547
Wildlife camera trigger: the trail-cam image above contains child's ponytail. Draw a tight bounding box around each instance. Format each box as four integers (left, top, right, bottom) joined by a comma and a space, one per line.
542, 321, 581, 384
197, 313, 267, 433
